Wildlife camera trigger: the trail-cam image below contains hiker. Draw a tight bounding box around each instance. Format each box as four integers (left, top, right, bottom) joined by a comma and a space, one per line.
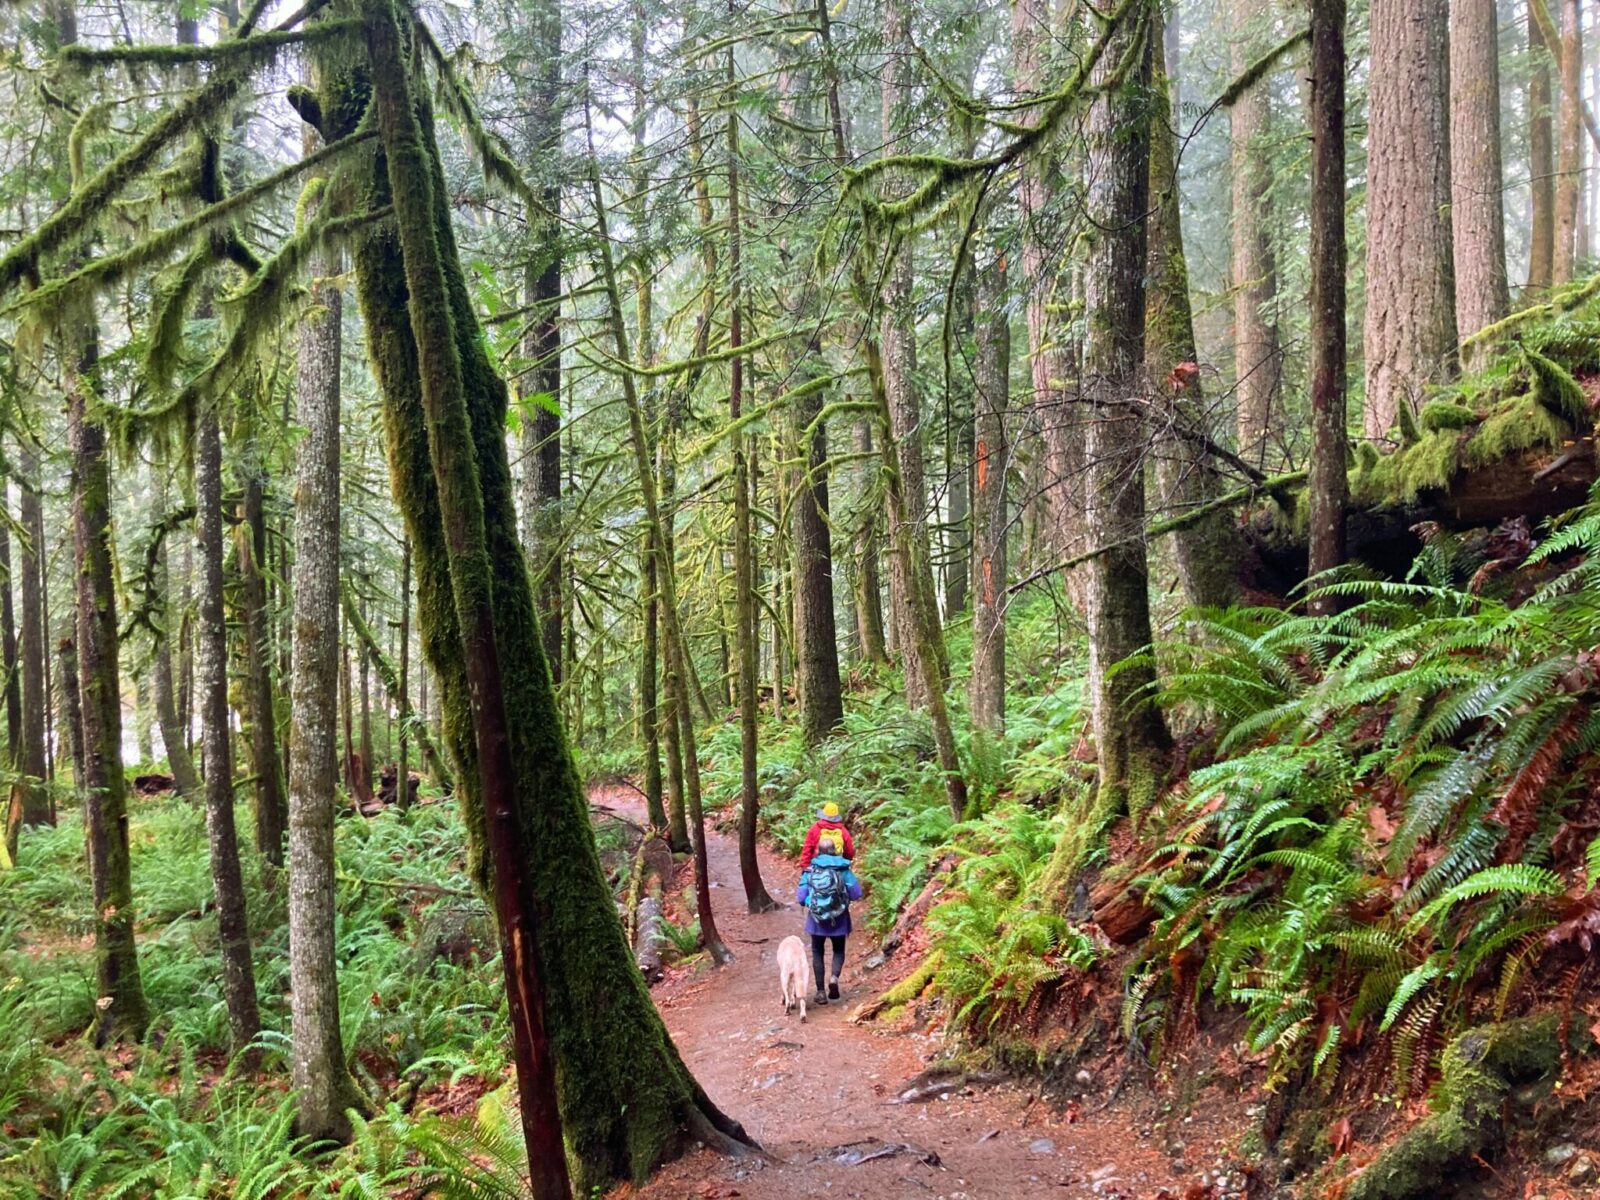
799, 800, 854, 868
797, 834, 862, 1005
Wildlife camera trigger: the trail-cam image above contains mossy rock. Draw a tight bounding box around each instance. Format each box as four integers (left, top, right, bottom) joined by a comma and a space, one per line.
1343, 1014, 1560, 1200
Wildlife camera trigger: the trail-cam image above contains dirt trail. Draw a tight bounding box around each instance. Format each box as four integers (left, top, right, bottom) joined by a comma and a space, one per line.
591, 785, 1194, 1200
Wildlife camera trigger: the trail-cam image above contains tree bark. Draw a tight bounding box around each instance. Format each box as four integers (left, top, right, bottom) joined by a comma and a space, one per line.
196, 410, 263, 1058
66, 303, 148, 1043
970, 239, 1009, 733
0, 499, 22, 768
1229, 0, 1282, 468
1553, 0, 1583, 282
851, 420, 889, 663
362, 6, 570, 1190
880, 0, 945, 708
726, 58, 776, 914
1362, 0, 1457, 440
396, 539, 411, 810
334, 10, 752, 1185
237, 466, 286, 866
343, 575, 453, 789
14, 451, 50, 823
1307, 0, 1349, 612
1012, 0, 1088, 605
151, 532, 201, 800
1529, 3, 1557, 293
1450, 0, 1511, 358
1147, 42, 1243, 611
287, 208, 365, 1141
1080, 4, 1170, 812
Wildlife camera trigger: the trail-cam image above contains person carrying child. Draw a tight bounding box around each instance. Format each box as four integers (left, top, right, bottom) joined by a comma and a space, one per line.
797, 834, 862, 1005
800, 801, 854, 868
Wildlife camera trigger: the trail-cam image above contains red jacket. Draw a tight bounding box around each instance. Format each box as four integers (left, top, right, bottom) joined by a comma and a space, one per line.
800, 819, 854, 868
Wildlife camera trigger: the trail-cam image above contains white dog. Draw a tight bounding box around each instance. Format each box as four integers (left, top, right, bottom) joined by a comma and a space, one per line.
777, 935, 812, 1021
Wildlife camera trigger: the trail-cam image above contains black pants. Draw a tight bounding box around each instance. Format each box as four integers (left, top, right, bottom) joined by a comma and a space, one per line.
811, 933, 845, 988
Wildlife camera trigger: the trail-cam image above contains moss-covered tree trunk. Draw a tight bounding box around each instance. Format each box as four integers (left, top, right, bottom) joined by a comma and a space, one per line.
151, 530, 201, 800
0, 504, 23, 771
879, 0, 945, 708
727, 57, 776, 914
237, 466, 287, 866
1013, 0, 1086, 608
196, 409, 263, 1058
13, 449, 52, 825
66, 307, 148, 1043
1079, 3, 1169, 814
1146, 45, 1241, 611
315, 4, 753, 1185
970, 238, 1009, 734
1306, 0, 1348, 614
1228, 0, 1282, 468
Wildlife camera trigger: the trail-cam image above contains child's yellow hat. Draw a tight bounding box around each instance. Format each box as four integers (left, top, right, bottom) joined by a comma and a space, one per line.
819, 801, 841, 820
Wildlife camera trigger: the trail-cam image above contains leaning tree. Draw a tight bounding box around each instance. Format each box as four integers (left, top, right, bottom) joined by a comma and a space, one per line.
3, 0, 753, 1191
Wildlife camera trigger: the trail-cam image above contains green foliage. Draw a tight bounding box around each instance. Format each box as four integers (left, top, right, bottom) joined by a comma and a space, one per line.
1128, 498, 1600, 1085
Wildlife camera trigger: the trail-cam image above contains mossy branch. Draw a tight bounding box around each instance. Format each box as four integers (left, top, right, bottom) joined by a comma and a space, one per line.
1215, 28, 1310, 108
411, 18, 558, 222
58, 22, 360, 71
840, 0, 1139, 226
9, 129, 372, 316
1461, 271, 1600, 350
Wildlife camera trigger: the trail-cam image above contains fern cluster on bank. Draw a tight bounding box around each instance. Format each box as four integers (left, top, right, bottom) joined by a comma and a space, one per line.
1122, 501, 1600, 1091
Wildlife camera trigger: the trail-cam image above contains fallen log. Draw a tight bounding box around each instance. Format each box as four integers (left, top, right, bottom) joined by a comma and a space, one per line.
634, 894, 664, 984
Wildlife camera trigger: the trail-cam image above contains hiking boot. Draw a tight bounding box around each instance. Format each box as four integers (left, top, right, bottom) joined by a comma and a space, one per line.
814, 990, 829, 1006
828, 980, 841, 1000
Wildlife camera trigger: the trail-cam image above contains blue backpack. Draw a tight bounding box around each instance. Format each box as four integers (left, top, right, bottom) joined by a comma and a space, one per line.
805, 865, 849, 925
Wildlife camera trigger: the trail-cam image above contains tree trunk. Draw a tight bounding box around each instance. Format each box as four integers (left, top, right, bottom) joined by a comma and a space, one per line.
880, 0, 944, 707
362, 6, 571, 1189
1230, 0, 1282, 467
59, 631, 84, 815
1307, 0, 1349, 613
1553, 0, 1583, 282
237, 468, 286, 865
1147, 45, 1243, 612
1013, 0, 1087, 602
6, 450, 50, 851
66, 303, 148, 1042
970, 238, 1009, 734
1529, 3, 1557, 293
151, 533, 201, 799
658, 437, 691, 852
343, 577, 452, 788
196, 410, 262, 1058
329, 11, 753, 1184
1450, 0, 1511, 358
0, 501, 22, 768
1363, 0, 1457, 440
851, 419, 888, 664
792, 376, 845, 744
287, 209, 366, 1141
396, 539, 411, 810
726, 64, 776, 914
1080, 4, 1170, 812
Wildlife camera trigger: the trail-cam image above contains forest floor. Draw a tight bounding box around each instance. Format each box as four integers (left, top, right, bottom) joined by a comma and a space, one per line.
591, 784, 1253, 1200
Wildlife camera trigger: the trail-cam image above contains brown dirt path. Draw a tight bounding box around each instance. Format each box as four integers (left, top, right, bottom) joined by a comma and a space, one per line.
591, 784, 1195, 1200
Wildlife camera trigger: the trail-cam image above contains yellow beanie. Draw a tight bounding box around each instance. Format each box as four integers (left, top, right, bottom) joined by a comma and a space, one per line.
820, 801, 840, 820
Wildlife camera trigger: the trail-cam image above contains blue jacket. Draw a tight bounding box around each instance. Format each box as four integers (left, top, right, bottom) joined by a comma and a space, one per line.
797, 854, 863, 937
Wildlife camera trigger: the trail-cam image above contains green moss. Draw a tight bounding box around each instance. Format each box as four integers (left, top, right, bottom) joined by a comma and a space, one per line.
1395, 398, 1422, 446
1344, 1015, 1559, 1200
1419, 400, 1477, 432
1522, 345, 1588, 425
1350, 431, 1461, 507
1463, 393, 1569, 469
